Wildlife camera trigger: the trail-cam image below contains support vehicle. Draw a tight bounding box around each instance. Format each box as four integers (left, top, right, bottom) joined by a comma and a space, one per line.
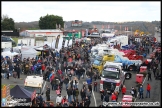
24, 75, 45, 95
100, 62, 131, 93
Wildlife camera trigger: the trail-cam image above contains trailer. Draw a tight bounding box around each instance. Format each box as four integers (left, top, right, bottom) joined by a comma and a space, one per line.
2, 42, 12, 49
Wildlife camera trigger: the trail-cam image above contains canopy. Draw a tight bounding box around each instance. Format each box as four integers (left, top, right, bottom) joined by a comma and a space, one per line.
10, 85, 33, 102
21, 48, 38, 60
1, 51, 19, 58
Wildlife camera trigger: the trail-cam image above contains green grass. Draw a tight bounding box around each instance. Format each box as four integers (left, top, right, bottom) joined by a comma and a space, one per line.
1, 84, 15, 89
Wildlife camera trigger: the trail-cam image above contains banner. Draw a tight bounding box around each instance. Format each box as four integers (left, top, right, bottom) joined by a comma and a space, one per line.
56, 24, 58, 29
55, 35, 60, 49
31, 90, 36, 101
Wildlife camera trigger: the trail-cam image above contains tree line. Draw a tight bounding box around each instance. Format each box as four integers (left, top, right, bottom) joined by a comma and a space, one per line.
1, 14, 64, 31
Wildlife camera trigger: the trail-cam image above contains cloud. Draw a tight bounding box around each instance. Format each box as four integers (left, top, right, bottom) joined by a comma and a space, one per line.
2, 1, 161, 22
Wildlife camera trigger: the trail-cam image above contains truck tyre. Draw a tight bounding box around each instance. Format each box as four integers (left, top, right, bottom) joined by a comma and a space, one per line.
125, 73, 131, 79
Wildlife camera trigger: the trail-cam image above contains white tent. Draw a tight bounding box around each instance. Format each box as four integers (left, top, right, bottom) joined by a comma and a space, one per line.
21, 48, 38, 60
2, 51, 19, 59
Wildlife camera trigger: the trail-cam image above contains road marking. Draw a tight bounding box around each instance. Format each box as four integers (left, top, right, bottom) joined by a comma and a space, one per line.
42, 81, 47, 94
134, 74, 147, 102
84, 68, 97, 107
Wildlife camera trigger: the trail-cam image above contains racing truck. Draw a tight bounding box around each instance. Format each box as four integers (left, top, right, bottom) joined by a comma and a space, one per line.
24, 75, 45, 95
100, 62, 131, 93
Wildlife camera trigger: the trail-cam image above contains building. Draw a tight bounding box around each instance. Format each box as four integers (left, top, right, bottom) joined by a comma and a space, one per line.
71, 20, 82, 27
154, 27, 161, 43
19, 29, 63, 37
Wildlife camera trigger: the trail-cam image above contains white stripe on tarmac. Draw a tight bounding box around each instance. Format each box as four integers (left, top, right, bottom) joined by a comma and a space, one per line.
84, 68, 97, 107
42, 81, 47, 93
134, 74, 147, 102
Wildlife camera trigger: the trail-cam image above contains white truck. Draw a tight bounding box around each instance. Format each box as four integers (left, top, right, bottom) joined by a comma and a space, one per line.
100, 62, 131, 93
24, 75, 46, 94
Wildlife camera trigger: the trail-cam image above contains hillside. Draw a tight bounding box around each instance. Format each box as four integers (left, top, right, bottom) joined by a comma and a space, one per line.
15, 21, 161, 35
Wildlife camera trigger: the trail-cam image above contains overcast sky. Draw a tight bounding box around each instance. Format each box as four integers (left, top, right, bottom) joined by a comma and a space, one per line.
2, 1, 161, 22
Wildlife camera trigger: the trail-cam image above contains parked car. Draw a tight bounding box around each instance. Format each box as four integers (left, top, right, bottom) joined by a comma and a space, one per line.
1, 36, 16, 46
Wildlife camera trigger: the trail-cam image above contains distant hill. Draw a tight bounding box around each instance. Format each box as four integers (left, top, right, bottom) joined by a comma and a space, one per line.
15, 21, 161, 35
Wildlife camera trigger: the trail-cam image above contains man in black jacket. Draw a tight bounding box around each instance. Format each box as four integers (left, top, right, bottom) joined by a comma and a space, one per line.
104, 92, 109, 102
84, 96, 90, 107
67, 87, 73, 103
64, 76, 69, 90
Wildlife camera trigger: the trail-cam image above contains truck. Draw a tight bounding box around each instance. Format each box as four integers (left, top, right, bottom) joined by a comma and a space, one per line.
100, 62, 131, 93
24, 75, 45, 94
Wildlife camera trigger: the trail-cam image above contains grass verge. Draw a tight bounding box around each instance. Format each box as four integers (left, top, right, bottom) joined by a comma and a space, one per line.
1, 84, 15, 89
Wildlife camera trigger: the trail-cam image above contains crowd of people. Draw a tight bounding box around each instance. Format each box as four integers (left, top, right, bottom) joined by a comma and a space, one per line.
1, 35, 161, 107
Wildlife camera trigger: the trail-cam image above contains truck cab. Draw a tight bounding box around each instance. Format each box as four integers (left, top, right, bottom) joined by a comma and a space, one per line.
24, 75, 45, 95
100, 62, 131, 93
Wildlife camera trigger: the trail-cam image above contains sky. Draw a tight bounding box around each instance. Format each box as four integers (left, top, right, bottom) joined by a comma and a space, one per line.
2, 1, 161, 22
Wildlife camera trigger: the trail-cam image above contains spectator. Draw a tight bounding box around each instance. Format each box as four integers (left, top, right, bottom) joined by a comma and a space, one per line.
63, 76, 69, 90
75, 88, 79, 102
146, 83, 151, 98
67, 87, 72, 103
93, 81, 97, 92
122, 85, 126, 97
111, 93, 116, 102
139, 86, 144, 99
61, 96, 68, 105
104, 92, 109, 102
56, 94, 63, 103
80, 88, 86, 101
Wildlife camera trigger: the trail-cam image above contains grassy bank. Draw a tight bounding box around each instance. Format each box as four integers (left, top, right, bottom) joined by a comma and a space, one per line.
1, 84, 15, 89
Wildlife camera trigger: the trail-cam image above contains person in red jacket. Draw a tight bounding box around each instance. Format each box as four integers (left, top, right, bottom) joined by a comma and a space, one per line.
122, 85, 126, 97
111, 93, 117, 102
41, 63, 46, 73
61, 96, 68, 105
146, 83, 151, 98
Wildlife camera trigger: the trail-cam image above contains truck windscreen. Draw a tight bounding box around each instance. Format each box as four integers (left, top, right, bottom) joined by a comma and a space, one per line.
24, 86, 41, 94
102, 70, 119, 79
93, 60, 102, 66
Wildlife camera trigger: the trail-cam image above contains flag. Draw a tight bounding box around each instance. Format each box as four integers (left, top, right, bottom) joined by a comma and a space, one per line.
56, 24, 58, 29
64, 23, 66, 28
59, 24, 61, 29
102, 25, 104, 29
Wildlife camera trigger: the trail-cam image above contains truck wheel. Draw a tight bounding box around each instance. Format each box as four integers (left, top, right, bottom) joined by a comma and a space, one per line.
125, 73, 131, 79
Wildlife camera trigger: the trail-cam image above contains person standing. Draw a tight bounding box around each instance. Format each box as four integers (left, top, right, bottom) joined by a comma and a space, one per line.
122, 85, 126, 97
75, 88, 79, 102
148, 69, 152, 81
17, 65, 21, 79
146, 83, 151, 98
111, 93, 117, 102
46, 86, 50, 101
63, 76, 69, 90
93, 81, 97, 92
67, 87, 72, 103
104, 92, 109, 102
139, 86, 144, 99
